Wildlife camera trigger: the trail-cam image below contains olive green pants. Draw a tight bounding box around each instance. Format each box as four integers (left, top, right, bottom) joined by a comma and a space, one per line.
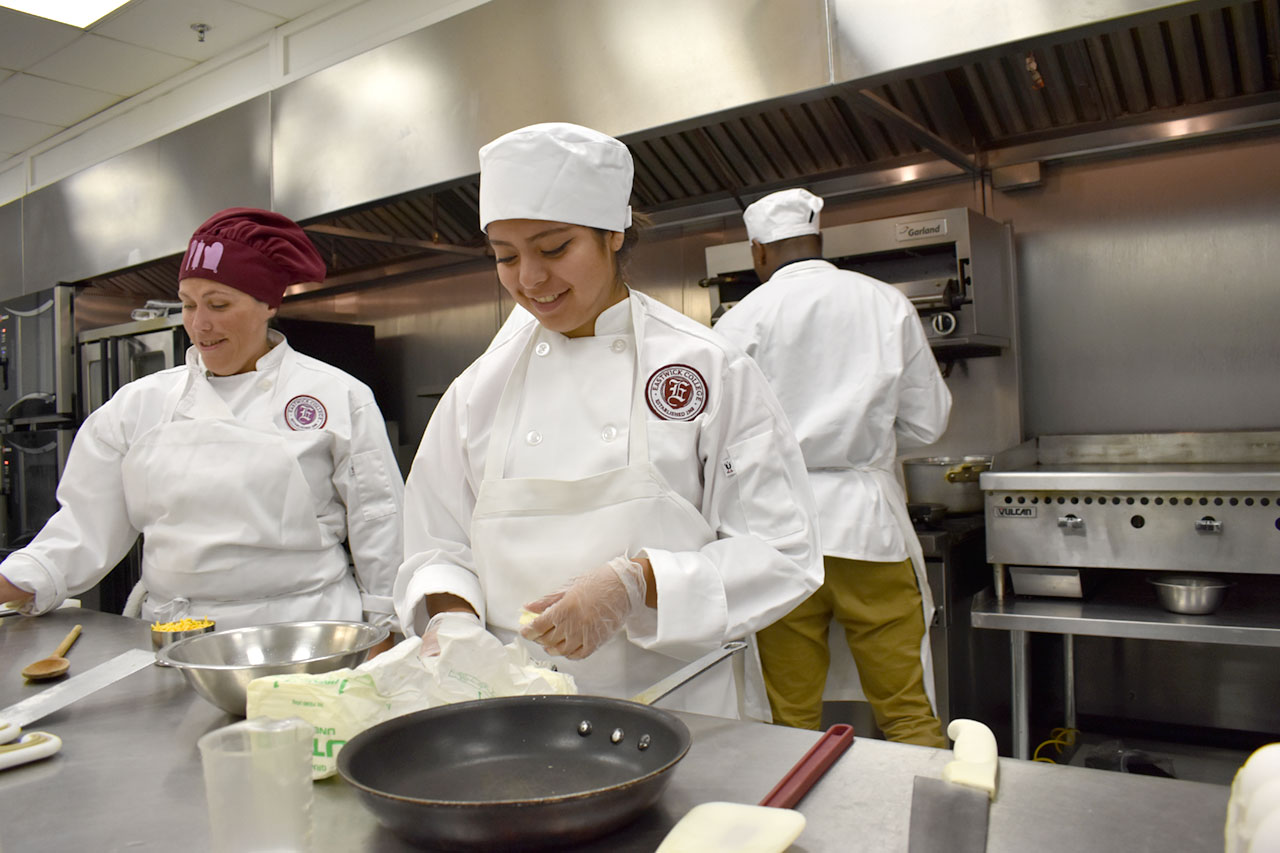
757, 555, 947, 748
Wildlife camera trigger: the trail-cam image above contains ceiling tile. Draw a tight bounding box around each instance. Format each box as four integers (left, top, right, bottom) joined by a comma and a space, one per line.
0, 8, 81, 70
0, 112, 61, 158
0, 73, 123, 126
26, 33, 195, 96
93, 0, 286, 63
231, 0, 336, 19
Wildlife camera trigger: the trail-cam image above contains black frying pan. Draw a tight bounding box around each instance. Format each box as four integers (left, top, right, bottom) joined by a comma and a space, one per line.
338, 642, 745, 851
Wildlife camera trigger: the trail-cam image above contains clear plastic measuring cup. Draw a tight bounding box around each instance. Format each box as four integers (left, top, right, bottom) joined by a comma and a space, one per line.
197, 716, 314, 853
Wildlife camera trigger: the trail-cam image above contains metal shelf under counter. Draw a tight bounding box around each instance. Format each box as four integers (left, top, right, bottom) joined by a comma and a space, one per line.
970, 572, 1280, 759
971, 582, 1280, 647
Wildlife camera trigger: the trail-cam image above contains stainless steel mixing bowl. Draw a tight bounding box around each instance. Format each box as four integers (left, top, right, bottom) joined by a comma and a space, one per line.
1149, 575, 1233, 615
156, 620, 389, 715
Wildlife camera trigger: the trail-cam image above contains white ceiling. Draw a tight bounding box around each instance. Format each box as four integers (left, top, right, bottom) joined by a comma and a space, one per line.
0, 0, 337, 162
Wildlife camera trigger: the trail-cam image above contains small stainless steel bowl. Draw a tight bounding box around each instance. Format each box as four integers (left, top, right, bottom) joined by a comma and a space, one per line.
151, 621, 216, 665
156, 620, 388, 716
1149, 575, 1232, 615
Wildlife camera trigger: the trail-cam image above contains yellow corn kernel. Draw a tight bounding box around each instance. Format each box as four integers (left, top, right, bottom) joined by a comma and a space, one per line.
152, 617, 214, 632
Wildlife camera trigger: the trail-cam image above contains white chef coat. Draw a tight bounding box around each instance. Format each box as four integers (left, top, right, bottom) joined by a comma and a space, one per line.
0, 331, 403, 629
713, 258, 951, 704
713, 259, 952, 562
395, 290, 823, 715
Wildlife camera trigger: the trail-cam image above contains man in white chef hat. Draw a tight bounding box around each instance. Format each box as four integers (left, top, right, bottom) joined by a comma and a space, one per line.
714, 187, 953, 745
394, 123, 823, 718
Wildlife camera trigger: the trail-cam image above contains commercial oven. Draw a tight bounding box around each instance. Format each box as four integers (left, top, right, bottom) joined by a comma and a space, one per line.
0, 285, 77, 554
79, 314, 188, 418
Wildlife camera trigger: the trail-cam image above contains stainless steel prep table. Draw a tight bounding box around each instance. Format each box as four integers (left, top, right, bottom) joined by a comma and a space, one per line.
1, 608, 1231, 852
972, 576, 1280, 760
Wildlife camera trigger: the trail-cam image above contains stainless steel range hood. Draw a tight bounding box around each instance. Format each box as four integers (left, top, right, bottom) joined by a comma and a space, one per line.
272, 0, 1200, 222
10, 0, 1279, 297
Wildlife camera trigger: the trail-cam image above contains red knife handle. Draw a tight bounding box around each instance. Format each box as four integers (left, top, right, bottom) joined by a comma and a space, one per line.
758, 723, 855, 809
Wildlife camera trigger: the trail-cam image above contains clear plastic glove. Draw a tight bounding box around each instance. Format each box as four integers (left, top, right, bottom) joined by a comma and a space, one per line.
520, 556, 647, 661
419, 611, 482, 659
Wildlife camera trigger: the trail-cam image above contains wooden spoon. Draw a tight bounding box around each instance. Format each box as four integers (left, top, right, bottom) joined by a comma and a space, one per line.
21, 624, 82, 681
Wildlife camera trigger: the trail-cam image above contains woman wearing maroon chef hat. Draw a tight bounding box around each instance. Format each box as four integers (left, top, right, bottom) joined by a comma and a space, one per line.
0, 208, 403, 635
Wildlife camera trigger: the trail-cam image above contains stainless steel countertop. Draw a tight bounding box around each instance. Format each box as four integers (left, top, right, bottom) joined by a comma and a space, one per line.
1, 608, 1232, 852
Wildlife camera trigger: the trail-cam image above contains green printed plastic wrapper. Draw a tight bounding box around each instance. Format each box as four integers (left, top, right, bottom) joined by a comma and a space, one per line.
246, 670, 391, 778
246, 619, 576, 778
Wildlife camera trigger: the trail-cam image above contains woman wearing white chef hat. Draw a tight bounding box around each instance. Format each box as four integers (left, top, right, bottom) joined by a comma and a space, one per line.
0, 208, 403, 634
395, 122, 823, 717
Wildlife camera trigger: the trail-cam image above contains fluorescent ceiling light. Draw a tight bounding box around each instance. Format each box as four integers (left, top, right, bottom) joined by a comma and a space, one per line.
1, 0, 133, 28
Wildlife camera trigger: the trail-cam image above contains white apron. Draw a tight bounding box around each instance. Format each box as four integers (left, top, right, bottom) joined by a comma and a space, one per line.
471, 297, 754, 717
120, 372, 360, 628
822, 467, 938, 712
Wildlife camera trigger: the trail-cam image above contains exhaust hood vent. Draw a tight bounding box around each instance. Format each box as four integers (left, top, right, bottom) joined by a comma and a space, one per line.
83, 0, 1280, 300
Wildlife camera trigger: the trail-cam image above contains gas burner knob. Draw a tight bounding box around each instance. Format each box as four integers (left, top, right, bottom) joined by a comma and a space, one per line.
1195, 516, 1223, 534
1057, 514, 1085, 530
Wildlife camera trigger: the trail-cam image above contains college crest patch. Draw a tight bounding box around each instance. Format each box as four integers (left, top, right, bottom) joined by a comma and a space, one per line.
285, 395, 327, 431
646, 364, 708, 422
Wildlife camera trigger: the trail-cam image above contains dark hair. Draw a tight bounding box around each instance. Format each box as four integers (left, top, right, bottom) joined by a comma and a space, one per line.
595, 210, 651, 280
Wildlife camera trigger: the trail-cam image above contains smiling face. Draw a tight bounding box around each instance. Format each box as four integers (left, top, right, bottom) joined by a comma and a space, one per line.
178, 278, 277, 376
486, 220, 627, 338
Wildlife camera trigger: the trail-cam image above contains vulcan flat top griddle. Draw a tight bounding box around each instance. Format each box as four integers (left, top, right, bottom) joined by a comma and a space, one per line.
981, 431, 1280, 576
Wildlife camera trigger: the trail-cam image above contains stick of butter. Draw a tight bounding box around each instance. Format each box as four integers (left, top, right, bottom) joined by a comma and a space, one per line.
518, 608, 538, 627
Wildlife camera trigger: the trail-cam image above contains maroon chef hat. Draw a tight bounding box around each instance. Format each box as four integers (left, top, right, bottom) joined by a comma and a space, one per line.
178, 207, 325, 308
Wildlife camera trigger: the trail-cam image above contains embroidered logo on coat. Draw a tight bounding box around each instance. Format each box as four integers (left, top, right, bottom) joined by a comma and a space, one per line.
646, 364, 708, 422
285, 395, 327, 430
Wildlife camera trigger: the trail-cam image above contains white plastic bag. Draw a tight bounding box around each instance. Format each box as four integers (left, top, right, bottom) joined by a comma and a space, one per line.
246, 617, 576, 778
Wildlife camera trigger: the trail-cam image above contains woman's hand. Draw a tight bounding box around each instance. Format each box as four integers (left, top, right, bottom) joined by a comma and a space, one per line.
520, 556, 649, 660
363, 634, 397, 661
0, 574, 32, 607
419, 611, 482, 658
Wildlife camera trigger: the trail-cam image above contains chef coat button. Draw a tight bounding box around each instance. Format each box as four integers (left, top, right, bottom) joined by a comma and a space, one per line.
601, 425, 618, 442
526, 430, 543, 446
610, 339, 627, 353
257, 380, 272, 391
535, 341, 551, 357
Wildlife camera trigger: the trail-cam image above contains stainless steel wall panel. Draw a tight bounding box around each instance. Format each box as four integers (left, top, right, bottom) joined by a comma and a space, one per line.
0, 200, 21, 299
1002, 135, 1280, 436
272, 0, 832, 222
22, 98, 270, 290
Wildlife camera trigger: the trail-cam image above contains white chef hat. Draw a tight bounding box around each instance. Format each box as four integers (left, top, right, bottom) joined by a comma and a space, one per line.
478, 122, 633, 233
743, 188, 824, 244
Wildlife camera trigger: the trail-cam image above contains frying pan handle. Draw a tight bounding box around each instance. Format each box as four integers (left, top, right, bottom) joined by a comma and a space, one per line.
759, 723, 855, 809
628, 641, 747, 706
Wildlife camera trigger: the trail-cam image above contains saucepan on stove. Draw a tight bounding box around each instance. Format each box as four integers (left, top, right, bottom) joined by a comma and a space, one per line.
902, 455, 993, 515
338, 641, 747, 851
